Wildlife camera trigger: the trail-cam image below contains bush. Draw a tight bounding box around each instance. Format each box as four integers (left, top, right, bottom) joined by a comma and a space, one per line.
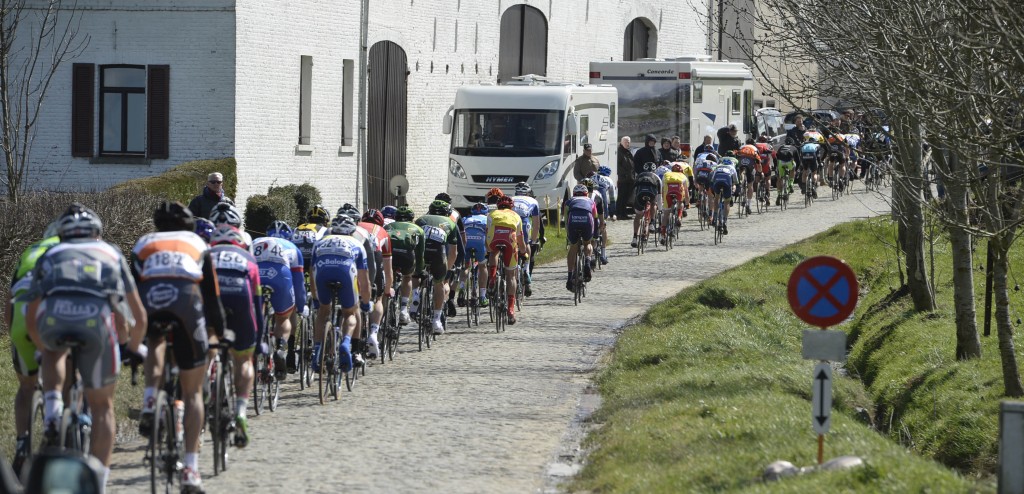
268, 182, 322, 221
109, 157, 237, 204
244, 193, 298, 237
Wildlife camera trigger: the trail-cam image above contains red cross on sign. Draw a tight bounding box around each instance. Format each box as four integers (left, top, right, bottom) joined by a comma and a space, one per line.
787, 256, 859, 328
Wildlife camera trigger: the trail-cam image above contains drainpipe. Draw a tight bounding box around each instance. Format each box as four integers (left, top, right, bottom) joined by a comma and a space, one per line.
358, 0, 370, 209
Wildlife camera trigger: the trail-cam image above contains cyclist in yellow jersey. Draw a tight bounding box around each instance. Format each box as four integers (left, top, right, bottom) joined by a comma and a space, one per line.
486, 196, 528, 324
661, 164, 690, 242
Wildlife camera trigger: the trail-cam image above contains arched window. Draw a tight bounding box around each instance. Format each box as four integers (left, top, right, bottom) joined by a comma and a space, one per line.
367, 41, 408, 206
623, 18, 657, 60
498, 4, 547, 83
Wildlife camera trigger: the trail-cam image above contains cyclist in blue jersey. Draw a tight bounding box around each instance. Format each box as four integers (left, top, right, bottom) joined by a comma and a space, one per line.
462, 202, 490, 307
511, 182, 540, 296
252, 220, 306, 376
800, 136, 823, 198
710, 157, 738, 235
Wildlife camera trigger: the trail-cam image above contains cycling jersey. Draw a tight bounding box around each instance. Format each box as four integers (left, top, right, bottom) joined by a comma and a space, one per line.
311, 234, 368, 309
589, 190, 606, 219
416, 214, 459, 280
512, 195, 540, 242
9, 236, 59, 376
350, 224, 380, 294
563, 196, 596, 245
711, 165, 737, 199
251, 236, 305, 315
292, 223, 328, 270
755, 143, 773, 173
776, 145, 797, 163
212, 243, 263, 352
487, 209, 522, 268
634, 171, 662, 205
662, 171, 689, 207
463, 213, 489, 263
385, 221, 425, 275
738, 144, 759, 159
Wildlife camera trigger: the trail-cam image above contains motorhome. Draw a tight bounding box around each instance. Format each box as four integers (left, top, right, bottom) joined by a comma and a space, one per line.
442, 76, 618, 209
589, 56, 755, 159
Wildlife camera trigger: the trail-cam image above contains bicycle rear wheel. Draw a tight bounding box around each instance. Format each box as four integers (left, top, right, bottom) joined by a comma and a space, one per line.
148, 391, 174, 494
210, 356, 227, 475
252, 350, 266, 415
26, 391, 46, 469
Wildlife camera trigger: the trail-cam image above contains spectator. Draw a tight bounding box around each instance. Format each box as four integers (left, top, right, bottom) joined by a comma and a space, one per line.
188, 172, 227, 219
786, 119, 806, 146
716, 124, 741, 155
659, 138, 680, 163
693, 134, 716, 156
572, 143, 600, 182
616, 136, 634, 220
633, 134, 659, 175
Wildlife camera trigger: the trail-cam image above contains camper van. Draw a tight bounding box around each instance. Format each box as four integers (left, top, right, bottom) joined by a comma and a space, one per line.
442, 76, 618, 209
589, 56, 755, 158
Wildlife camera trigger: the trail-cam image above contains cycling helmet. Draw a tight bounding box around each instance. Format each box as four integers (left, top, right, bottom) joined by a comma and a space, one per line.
572, 184, 589, 196
42, 220, 60, 239
266, 220, 293, 239
329, 215, 358, 236
599, 165, 612, 177
336, 203, 361, 221
642, 162, 658, 172
806, 135, 817, 143
395, 205, 415, 222
307, 204, 330, 224
470, 202, 488, 215
194, 218, 215, 243
211, 224, 248, 248
671, 164, 683, 173
56, 203, 102, 240
209, 202, 242, 228
514, 181, 532, 196
434, 192, 453, 203
484, 187, 504, 203
381, 205, 398, 220
153, 200, 195, 232
496, 195, 515, 210
428, 199, 452, 216
361, 209, 385, 227
705, 154, 718, 162
581, 178, 596, 193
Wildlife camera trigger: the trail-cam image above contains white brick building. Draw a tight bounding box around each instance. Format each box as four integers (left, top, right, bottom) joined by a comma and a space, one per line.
18, 0, 707, 212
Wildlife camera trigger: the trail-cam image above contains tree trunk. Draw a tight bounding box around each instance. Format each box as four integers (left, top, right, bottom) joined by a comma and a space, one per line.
935, 149, 981, 359
891, 127, 936, 311
992, 235, 1024, 397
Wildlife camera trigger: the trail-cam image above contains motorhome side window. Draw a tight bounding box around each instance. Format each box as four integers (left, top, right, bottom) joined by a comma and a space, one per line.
563, 113, 575, 155
450, 109, 563, 157
693, 81, 703, 104
732, 90, 741, 114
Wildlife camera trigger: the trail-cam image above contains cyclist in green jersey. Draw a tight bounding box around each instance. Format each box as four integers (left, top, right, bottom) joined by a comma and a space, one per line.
413, 201, 459, 335
385, 206, 426, 325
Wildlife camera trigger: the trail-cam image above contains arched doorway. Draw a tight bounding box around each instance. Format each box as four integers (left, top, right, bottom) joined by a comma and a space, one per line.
623, 18, 657, 60
367, 41, 408, 207
498, 4, 547, 83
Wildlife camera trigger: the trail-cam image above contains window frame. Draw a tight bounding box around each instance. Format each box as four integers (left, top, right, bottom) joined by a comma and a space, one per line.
98, 64, 147, 156
731, 89, 741, 115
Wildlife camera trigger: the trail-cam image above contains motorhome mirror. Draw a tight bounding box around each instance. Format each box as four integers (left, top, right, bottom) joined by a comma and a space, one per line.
567, 113, 579, 135
442, 114, 453, 135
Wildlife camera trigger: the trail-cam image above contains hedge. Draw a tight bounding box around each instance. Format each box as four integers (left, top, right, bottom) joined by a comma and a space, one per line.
109, 158, 237, 204
244, 193, 299, 237
268, 182, 322, 221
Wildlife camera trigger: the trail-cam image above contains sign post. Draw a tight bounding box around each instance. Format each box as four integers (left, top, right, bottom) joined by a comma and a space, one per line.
787, 256, 858, 465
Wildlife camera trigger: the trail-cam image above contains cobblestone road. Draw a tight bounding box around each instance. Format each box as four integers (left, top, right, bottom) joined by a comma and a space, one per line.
109, 186, 890, 493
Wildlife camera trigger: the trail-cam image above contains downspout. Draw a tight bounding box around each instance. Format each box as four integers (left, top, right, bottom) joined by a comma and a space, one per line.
358, 0, 370, 209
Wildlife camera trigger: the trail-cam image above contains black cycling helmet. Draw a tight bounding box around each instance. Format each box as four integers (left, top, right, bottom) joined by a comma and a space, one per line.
337, 203, 361, 221
514, 182, 532, 196
307, 204, 330, 224
381, 205, 398, 219
642, 162, 658, 172
153, 200, 195, 232
395, 205, 415, 222
57, 202, 103, 240
427, 200, 451, 216
434, 192, 453, 204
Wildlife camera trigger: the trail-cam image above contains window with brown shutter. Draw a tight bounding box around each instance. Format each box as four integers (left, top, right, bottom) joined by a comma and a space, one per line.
147, 65, 169, 159
71, 63, 94, 157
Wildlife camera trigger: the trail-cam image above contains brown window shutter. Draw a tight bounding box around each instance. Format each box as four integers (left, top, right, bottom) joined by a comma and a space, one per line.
71, 63, 94, 157
147, 65, 170, 159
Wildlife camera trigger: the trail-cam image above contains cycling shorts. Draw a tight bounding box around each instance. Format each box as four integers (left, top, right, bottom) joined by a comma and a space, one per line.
712, 180, 734, 199
566, 210, 595, 245
694, 170, 713, 188
392, 251, 417, 276
664, 183, 685, 208
423, 240, 450, 280
465, 236, 487, 263
738, 157, 756, 182
34, 295, 119, 389
314, 260, 358, 309
372, 250, 384, 299
258, 262, 296, 315
487, 227, 518, 269
140, 280, 210, 371
758, 157, 772, 175
634, 185, 659, 208
9, 300, 38, 376
801, 157, 820, 173
221, 291, 258, 353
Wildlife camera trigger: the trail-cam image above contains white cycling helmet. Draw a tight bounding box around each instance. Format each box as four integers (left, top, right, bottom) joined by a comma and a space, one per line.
209, 202, 242, 228
572, 184, 589, 196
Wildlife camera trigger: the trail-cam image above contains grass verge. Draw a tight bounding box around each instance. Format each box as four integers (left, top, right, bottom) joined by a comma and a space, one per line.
571, 217, 998, 493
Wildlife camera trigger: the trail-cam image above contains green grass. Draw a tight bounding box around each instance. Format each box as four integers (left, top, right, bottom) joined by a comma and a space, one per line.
572, 217, 1002, 493
109, 157, 237, 204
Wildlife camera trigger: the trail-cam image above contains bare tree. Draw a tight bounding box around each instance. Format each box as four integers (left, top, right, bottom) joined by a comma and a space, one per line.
0, 0, 86, 203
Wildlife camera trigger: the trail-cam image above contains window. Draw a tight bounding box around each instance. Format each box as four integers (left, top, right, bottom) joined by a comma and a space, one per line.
100, 66, 146, 154
693, 81, 703, 103
299, 55, 313, 146
498, 5, 547, 83
580, 115, 590, 145
341, 59, 354, 147
450, 109, 563, 157
743, 89, 755, 134
609, 102, 616, 128
623, 18, 657, 61
731, 89, 741, 114
77, 64, 168, 159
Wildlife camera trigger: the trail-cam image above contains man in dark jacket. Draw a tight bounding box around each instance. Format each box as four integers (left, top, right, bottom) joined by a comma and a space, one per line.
658, 138, 680, 163
786, 119, 806, 146
616, 136, 634, 219
632, 134, 660, 175
188, 172, 226, 219
716, 124, 741, 155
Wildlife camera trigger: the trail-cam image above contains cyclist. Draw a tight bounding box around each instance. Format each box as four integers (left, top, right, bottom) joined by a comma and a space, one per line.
595, 166, 617, 220
630, 162, 662, 248
487, 195, 528, 324
435, 193, 467, 318
710, 157, 739, 235
131, 201, 225, 493
800, 135, 823, 198
384, 206, 426, 325
7, 223, 59, 473
462, 202, 490, 307
209, 201, 252, 248
23, 203, 148, 491
484, 187, 504, 212
563, 184, 597, 291
381, 205, 398, 226
512, 182, 540, 295
413, 200, 460, 335
310, 216, 372, 375
737, 143, 759, 214
293, 205, 331, 270
251, 220, 306, 377
755, 136, 774, 208
661, 163, 690, 242
581, 178, 608, 266
775, 142, 799, 205
358, 209, 394, 359
337, 203, 379, 363
826, 133, 849, 190
693, 153, 717, 210
263, 221, 307, 372
210, 225, 262, 449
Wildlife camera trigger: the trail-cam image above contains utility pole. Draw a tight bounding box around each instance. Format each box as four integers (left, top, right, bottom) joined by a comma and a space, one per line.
717, 0, 724, 61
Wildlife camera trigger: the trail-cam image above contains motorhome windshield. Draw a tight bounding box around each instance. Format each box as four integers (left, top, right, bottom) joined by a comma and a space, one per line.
450, 109, 564, 157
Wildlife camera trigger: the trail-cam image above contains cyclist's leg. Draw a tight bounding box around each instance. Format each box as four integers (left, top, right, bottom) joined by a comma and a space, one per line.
10, 302, 39, 439
84, 384, 115, 468
222, 291, 256, 417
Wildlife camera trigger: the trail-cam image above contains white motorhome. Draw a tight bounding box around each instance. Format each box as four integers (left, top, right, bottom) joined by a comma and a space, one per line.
589, 56, 755, 159
442, 76, 618, 209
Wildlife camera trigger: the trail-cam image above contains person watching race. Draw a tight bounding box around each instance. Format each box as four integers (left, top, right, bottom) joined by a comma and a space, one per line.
310, 216, 372, 375
131, 201, 224, 493
384, 206, 426, 325
462, 202, 491, 307
252, 220, 306, 376
511, 181, 540, 295
413, 200, 460, 335
631, 162, 662, 248
210, 224, 263, 449
562, 184, 597, 291
710, 156, 739, 235
22, 204, 148, 492
486, 195, 528, 325
661, 163, 690, 242
358, 209, 394, 359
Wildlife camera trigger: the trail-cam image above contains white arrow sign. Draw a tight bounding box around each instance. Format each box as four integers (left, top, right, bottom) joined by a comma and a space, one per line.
812, 362, 833, 435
